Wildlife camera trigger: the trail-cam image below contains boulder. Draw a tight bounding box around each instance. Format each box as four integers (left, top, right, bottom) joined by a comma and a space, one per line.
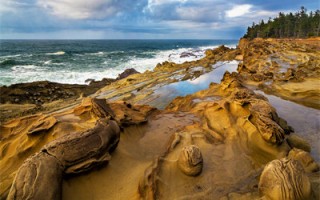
7, 152, 63, 200
116, 68, 140, 80
288, 148, 319, 173
259, 158, 312, 200
177, 145, 203, 176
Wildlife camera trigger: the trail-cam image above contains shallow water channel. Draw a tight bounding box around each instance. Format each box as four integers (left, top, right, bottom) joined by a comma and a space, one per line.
146, 61, 239, 109
255, 90, 320, 162
145, 60, 319, 162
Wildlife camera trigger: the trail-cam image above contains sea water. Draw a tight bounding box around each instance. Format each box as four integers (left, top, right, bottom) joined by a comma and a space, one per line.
0, 40, 237, 86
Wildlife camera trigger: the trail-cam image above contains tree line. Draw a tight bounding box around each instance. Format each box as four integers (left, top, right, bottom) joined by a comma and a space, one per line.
243, 7, 320, 39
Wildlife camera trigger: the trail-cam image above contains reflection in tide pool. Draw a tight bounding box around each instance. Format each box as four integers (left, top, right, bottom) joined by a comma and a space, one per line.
255, 90, 320, 162
146, 61, 239, 109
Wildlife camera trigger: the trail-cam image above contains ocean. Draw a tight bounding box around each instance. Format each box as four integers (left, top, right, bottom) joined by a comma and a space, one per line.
0, 40, 238, 86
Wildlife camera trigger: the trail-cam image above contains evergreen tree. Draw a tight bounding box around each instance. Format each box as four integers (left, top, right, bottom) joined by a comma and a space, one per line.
243, 7, 319, 39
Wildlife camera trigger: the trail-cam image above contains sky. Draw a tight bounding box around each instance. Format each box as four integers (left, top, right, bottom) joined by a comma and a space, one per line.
0, 0, 318, 39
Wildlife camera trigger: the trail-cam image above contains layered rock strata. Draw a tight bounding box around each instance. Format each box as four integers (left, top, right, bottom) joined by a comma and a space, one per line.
259, 158, 312, 200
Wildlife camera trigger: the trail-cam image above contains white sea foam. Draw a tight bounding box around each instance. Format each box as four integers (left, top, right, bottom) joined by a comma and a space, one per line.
11, 65, 42, 71
83, 45, 220, 82
88, 51, 105, 56
44, 60, 52, 65
46, 51, 65, 55
0, 54, 21, 58
1, 43, 238, 85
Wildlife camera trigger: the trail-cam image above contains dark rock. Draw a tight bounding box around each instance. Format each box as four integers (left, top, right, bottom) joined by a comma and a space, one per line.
0, 79, 116, 105
85, 78, 95, 83
180, 52, 196, 58
116, 68, 140, 80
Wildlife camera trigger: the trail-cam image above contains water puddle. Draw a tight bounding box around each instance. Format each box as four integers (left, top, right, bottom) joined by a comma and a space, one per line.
144, 61, 239, 109
270, 54, 298, 73
255, 90, 320, 162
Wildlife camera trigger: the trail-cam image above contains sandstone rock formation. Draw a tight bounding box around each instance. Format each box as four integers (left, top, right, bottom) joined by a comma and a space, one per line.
0, 98, 155, 198
177, 145, 203, 176
7, 119, 120, 200
237, 38, 320, 109
7, 152, 64, 200
259, 158, 312, 200
288, 148, 319, 173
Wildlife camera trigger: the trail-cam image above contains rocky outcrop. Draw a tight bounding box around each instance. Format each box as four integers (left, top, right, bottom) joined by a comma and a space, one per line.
0, 80, 112, 105
237, 38, 320, 109
7, 119, 120, 200
116, 68, 140, 80
259, 158, 312, 200
0, 98, 155, 199
167, 72, 292, 153
177, 145, 203, 176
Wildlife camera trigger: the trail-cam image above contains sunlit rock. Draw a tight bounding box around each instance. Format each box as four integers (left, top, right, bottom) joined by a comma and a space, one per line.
259, 158, 312, 200
177, 145, 203, 176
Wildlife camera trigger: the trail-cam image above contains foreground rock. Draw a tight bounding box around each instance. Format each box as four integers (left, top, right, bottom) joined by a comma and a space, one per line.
288, 148, 319, 173
7, 118, 120, 200
177, 145, 203, 176
259, 158, 312, 200
0, 98, 155, 198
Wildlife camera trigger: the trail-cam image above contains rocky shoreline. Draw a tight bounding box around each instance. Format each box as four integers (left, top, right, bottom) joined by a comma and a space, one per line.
0, 38, 319, 199
0, 68, 139, 123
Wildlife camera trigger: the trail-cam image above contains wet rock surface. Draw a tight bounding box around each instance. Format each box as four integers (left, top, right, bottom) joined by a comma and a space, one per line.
238, 38, 320, 109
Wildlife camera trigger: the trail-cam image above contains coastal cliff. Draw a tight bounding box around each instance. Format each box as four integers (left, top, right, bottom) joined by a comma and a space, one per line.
0, 38, 319, 199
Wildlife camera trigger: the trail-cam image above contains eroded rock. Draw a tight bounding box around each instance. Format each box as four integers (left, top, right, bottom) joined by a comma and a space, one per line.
259, 158, 312, 200
288, 148, 319, 173
27, 115, 57, 135
7, 152, 63, 200
7, 119, 121, 199
177, 145, 203, 176
286, 134, 311, 152
43, 119, 120, 174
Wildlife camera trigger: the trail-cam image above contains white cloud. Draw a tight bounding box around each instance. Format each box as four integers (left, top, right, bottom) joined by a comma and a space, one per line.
226, 4, 252, 18
145, 0, 226, 23
37, 0, 129, 19
176, 6, 224, 22
0, 0, 33, 13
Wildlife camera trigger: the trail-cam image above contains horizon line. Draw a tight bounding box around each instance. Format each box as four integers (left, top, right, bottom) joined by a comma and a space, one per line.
0, 38, 240, 41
